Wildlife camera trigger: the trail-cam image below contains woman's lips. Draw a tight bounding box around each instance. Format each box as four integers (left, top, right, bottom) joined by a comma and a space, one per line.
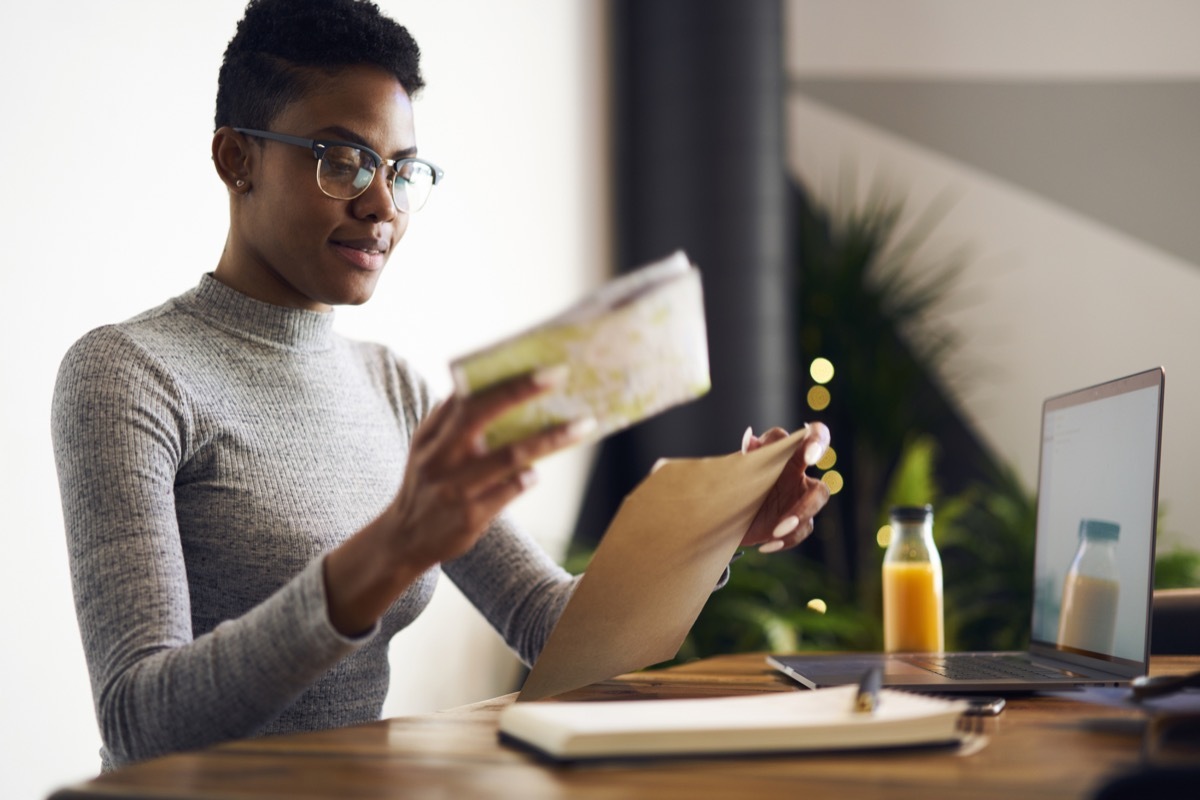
330, 238, 389, 271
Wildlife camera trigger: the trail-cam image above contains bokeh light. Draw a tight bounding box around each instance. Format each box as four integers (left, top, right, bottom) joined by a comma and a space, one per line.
816, 446, 837, 470
806, 598, 828, 614
877, 524, 893, 548
810, 357, 835, 385
807, 385, 831, 411
821, 470, 844, 494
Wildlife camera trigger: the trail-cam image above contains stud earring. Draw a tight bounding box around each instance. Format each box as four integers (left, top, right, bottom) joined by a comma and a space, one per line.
235, 179, 246, 188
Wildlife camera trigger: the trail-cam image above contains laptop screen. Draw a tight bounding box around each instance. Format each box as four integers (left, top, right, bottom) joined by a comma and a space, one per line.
1029, 368, 1164, 667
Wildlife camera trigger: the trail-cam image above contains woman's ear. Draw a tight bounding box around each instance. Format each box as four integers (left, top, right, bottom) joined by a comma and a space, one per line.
212, 126, 253, 193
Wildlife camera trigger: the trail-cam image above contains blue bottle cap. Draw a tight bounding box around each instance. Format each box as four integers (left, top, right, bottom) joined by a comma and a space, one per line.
1079, 519, 1120, 541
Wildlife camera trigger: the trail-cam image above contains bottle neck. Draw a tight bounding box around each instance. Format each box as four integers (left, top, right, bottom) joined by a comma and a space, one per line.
1071, 536, 1119, 575
885, 520, 940, 564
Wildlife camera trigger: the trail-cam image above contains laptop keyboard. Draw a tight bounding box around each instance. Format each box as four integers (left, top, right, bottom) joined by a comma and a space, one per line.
908, 655, 1073, 681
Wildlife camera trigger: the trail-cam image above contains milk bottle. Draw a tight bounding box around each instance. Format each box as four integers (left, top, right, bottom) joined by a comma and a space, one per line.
1057, 519, 1120, 654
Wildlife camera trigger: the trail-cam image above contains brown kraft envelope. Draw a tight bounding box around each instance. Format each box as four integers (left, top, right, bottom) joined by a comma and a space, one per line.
518, 426, 810, 702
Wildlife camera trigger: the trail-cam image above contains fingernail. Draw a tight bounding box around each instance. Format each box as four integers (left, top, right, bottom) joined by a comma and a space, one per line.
804, 441, 825, 466
532, 364, 570, 388
741, 426, 753, 454
758, 540, 785, 554
772, 516, 801, 539
472, 434, 489, 455
651, 457, 669, 473
567, 416, 598, 439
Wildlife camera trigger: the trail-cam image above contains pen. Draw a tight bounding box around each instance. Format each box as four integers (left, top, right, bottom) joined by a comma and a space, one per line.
854, 667, 882, 714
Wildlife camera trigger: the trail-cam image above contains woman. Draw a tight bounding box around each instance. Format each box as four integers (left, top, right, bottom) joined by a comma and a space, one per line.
51, 0, 831, 770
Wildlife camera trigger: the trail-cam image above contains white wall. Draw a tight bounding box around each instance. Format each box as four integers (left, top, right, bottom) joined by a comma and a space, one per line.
786, 0, 1200, 554
0, 2, 607, 797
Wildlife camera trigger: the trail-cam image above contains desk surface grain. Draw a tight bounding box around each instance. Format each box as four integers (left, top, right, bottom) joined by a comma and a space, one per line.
49, 654, 1198, 800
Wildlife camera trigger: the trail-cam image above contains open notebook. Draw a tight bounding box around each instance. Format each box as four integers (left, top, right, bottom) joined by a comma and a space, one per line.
770, 367, 1165, 692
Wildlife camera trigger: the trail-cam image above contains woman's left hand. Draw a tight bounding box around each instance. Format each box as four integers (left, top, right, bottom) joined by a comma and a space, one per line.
739, 422, 831, 553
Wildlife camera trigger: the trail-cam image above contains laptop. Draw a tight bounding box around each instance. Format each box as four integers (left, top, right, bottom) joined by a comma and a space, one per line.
769, 367, 1166, 692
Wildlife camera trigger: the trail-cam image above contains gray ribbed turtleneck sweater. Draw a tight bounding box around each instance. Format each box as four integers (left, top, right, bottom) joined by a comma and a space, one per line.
51, 274, 578, 770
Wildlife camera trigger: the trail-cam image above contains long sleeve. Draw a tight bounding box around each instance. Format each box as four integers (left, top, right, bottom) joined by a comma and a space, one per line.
50, 277, 441, 769
443, 515, 580, 667
52, 327, 372, 768
52, 274, 592, 770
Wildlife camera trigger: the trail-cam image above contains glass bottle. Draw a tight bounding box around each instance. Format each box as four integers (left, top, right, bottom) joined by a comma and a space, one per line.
1057, 519, 1120, 654
882, 505, 945, 653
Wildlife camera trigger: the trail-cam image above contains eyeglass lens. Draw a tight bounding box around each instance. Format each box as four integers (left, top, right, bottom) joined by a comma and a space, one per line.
316, 145, 435, 212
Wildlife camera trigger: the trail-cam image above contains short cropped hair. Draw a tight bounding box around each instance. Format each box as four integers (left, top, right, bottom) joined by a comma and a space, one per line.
214, 0, 424, 131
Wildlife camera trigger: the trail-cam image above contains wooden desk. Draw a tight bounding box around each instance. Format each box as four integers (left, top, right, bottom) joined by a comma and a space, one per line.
50, 654, 1198, 799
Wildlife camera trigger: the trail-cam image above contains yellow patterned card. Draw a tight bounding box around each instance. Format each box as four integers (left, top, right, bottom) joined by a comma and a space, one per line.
450, 250, 710, 451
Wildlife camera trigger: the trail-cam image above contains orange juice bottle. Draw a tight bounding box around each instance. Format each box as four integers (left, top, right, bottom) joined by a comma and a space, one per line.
882, 505, 944, 653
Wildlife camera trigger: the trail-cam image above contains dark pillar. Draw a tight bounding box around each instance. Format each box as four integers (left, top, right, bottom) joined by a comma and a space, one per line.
575, 0, 795, 545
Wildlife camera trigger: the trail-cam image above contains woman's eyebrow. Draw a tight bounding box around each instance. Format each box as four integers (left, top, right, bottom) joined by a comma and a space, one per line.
321, 125, 418, 159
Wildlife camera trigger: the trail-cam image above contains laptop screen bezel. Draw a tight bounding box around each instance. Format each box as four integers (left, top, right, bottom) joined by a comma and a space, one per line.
1026, 367, 1165, 677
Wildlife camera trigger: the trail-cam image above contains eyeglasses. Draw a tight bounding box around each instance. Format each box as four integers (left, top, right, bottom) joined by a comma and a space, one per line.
233, 128, 444, 212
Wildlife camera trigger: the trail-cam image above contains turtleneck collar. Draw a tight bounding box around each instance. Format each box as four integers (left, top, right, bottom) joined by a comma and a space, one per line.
176, 274, 336, 352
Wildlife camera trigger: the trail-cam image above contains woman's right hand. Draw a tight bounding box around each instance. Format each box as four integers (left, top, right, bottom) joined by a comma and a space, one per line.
323, 366, 592, 635
387, 365, 594, 570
